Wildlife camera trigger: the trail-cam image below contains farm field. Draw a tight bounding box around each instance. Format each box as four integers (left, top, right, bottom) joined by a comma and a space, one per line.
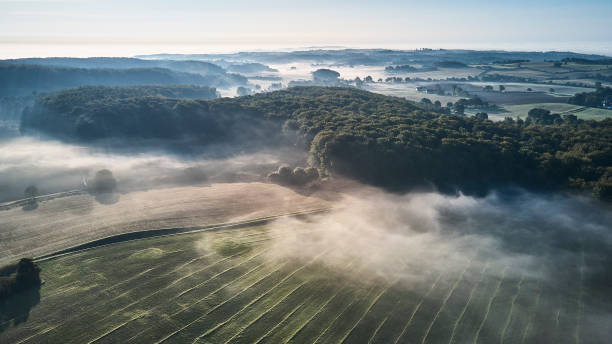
0, 182, 332, 266
467, 82, 592, 96
365, 83, 462, 104
503, 103, 612, 120
0, 218, 605, 344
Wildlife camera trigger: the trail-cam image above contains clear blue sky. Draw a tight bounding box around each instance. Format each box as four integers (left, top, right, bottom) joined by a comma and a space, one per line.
1, 0, 611, 57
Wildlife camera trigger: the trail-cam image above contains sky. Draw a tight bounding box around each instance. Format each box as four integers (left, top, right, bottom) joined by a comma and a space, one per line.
1, 0, 611, 57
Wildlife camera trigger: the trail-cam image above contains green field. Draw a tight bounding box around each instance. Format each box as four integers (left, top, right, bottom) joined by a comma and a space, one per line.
0, 224, 597, 344
501, 103, 612, 121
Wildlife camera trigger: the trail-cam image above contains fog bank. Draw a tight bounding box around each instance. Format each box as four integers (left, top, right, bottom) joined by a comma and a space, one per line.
0, 136, 306, 203
265, 187, 612, 340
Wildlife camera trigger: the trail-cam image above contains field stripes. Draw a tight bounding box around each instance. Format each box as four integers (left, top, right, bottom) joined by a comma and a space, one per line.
232, 262, 359, 344
12, 228, 271, 336
90, 258, 274, 344
252, 299, 309, 344
205, 277, 312, 343
279, 279, 352, 343
154, 252, 328, 343
394, 271, 444, 344
339, 280, 398, 344
448, 263, 489, 344
10, 252, 198, 344
502, 275, 538, 344
14, 235, 270, 341
344, 285, 405, 344
133, 260, 276, 343
20, 243, 269, 344
191, 252, 328, 343
230, 286, 316, 344
499, 274, 524, 343
312, 284, 383, 344
520, 278, 541, 344
473, 266, 507, 344
1, 222, 599, 344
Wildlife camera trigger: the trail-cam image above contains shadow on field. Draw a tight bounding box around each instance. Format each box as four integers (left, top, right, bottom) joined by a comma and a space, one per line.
21, 202, 38, 211
0, 287, 40, 333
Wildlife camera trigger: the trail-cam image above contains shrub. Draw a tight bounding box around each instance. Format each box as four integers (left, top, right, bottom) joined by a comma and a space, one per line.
0, 258, 41, 300
267, 165, 320, 186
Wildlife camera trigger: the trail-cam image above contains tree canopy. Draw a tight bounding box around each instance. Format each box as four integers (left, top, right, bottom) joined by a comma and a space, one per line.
21, 86, 612, 200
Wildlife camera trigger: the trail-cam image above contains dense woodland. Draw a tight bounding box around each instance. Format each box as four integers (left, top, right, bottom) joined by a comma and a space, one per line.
0, 64, 246, 96
568, 87, 612, 107
21, 87, 612, 200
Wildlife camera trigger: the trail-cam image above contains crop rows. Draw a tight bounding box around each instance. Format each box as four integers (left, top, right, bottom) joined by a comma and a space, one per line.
0, 225, 595, 344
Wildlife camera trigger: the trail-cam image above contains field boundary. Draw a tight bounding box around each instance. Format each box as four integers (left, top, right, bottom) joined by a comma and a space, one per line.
33, 207, 332, 263
0, 189, 85, 211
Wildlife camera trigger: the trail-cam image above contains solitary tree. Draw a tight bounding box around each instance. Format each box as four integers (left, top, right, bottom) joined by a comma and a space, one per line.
454, 103, 465, 115
475, 112, 488, 120
91, 169, 117, 194
23, 185, 38, 209
24, 185, 38, 201
312, 69, 340, 83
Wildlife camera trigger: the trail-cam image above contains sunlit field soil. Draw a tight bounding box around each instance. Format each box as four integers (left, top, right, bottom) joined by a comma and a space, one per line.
0, 220, 602, 344
0, 183, 331, 265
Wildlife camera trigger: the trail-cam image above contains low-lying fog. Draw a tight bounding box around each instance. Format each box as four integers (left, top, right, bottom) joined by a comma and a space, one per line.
2, 131, 610, 340
265, 188, 612, 340
0, 136, 305, 203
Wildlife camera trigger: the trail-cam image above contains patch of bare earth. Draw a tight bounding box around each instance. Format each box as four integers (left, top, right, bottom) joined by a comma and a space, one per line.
0, 182, 332, 265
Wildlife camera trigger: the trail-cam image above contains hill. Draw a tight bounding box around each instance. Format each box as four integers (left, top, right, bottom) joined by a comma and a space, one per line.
21, 86, 612, 200
0, 57, 237, 77
34, 85, 219, 104
0, 64, 246, 97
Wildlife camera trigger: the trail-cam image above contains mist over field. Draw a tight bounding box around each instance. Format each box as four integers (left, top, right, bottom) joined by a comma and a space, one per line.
2, 0, 612, 342
0, 136, 305, 202
265, 187, 612, 340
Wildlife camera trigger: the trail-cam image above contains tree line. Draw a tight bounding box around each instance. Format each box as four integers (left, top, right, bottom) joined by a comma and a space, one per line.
22, 86, 612, 200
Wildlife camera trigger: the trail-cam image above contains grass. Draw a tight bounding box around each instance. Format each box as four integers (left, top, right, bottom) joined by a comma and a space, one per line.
0, 224, 597, 344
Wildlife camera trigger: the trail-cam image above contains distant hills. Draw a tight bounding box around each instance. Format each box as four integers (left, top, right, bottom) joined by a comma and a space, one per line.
136, 49, 610, 65
0, 58, 248, 96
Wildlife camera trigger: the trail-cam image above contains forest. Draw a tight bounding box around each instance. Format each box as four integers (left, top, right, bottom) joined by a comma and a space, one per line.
21, 86, 612, 200
569, 87, 612, 107
0, 64, 246, 96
